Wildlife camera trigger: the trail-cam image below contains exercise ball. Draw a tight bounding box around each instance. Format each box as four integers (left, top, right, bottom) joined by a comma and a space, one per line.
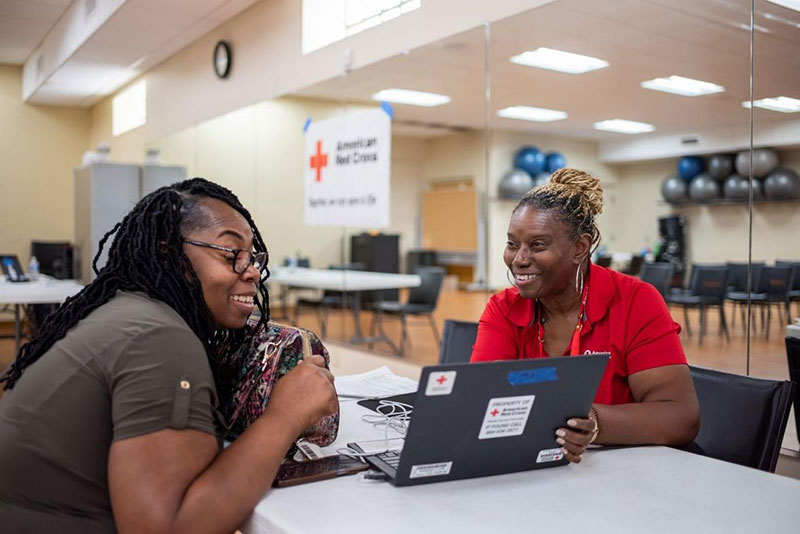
513, 146, 546, 176
722, 174, 748, 200
661, 174, 688, 203
532, 173, 550, 188
764, 167, 800, 199
688, 173, 721, 202
498, 169, 534, 199
544, 151, 567, 174
678, 156, 704, 181
707, 154, 734, 181
735, 148, 779, 178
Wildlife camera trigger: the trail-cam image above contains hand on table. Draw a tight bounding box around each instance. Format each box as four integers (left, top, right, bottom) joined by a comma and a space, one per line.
555, 415, 598, 464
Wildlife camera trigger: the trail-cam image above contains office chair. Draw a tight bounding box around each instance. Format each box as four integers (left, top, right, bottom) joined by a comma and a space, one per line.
438, 319, 479, 364
689, 366, 795, 472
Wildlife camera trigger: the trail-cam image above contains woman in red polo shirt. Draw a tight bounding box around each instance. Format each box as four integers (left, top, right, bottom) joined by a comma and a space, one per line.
472, 168, 699, 463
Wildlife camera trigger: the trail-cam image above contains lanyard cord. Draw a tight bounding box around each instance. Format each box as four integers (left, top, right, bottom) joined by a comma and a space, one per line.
534, 274, 590, 357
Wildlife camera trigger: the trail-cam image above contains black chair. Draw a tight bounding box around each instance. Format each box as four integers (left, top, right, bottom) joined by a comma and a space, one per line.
623, 255, 645, 276
438, 319, 479, 364
639, 262, 674, 299
776, 260, 800, 317
724, 261, 764, 333
690, 366, 795, 472
729, 265, 794, 339
667, 264, 730, 345
369, 266, 446, 356
293, 262, 365, 338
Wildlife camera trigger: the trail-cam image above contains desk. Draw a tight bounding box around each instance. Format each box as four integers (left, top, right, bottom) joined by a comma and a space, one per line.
268, 268, 421, 348
0, 276, 84, 352
244, 401, 800, 534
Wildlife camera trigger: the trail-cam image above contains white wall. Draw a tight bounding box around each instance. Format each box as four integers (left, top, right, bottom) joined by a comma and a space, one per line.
151, 96, 428, 271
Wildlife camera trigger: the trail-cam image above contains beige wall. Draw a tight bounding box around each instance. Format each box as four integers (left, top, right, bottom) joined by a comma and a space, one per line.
0, 65, 89, 264
613, 151, 800, 277
148, 96, 427, 271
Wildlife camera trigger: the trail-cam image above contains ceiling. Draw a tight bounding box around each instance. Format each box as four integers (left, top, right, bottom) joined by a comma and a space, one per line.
293, 0, 800, 142
0, 0, 72, 65
0, 0, 259, 106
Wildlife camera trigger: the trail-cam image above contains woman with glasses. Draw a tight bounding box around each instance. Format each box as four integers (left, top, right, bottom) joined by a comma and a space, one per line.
0, 178, 338, 533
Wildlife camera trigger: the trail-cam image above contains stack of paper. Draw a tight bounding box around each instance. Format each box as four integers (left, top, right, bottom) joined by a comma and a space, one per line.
335, 366, 418, 399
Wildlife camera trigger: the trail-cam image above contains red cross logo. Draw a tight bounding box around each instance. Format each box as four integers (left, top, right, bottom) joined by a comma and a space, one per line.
436, 375, 447, 385
309, 140, 328, 182
491, 409, 499, 417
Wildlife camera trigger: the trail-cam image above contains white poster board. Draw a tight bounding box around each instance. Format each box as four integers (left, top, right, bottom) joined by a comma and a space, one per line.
304, 108, 391, 227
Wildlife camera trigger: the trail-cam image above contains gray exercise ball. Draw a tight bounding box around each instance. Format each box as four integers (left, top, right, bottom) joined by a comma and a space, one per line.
763, 167, 800, 200
532, 173, 550, 188
688, 173, 721, 202
661, 174, 688, 203
735, 148, 780, 178
498, 168, 534, 199
707, 154, 734, 181
722, 173, 766, 200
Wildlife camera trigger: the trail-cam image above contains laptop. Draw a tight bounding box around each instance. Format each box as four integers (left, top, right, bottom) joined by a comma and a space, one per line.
1, 255, 28, 282
351, 354, 609, 486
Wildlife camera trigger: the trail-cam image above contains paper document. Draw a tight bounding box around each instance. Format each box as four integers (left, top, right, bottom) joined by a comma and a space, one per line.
335, 366, 418, 398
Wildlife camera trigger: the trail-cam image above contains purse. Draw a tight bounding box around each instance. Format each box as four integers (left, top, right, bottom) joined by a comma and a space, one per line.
215, 320, 339, 446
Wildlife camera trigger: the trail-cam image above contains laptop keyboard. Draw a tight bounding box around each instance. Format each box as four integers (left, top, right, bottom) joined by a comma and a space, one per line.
377, 450, 402, 468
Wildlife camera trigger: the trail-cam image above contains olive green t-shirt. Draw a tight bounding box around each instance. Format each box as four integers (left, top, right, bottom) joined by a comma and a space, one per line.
0, 291, 220, 533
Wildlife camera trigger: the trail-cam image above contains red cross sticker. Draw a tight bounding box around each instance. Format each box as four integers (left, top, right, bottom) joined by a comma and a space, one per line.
491, 409, 500, 417
309, 140, 328, 182
436, 375, 447, 385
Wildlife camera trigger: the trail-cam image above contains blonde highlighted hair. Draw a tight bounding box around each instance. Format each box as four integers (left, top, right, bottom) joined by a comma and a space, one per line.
514, 168, 604, 250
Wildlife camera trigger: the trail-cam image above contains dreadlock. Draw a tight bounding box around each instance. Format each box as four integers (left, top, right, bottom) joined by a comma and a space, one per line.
1, 178, 270, 390
514, 168, 604, 252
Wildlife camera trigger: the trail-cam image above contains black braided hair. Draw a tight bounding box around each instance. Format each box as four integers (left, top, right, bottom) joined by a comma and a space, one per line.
1, 178, 270, 390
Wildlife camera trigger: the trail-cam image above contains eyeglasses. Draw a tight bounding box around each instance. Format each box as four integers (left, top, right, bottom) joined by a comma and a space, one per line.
182, 239, 268, 275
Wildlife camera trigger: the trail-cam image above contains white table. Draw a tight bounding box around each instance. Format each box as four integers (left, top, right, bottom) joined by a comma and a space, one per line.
0, 276, 84, 352
268, 267, 421, 348
244, 401, 800, 534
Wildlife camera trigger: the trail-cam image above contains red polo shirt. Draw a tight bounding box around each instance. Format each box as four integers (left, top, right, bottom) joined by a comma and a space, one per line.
471, 262, 687, 405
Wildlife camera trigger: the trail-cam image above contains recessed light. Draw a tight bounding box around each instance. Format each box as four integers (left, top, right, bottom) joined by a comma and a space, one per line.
371, 88, 450, 107
641, 75, 725, 97
509, 47, 609, 74
593, 119, 655, 134
742, 96, 800, 113
767, 0, 800, 13
496, 106, 568, 122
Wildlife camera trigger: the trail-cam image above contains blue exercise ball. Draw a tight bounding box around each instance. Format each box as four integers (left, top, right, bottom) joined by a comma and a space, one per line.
661, 174, 688, 204
498, 169, 535, 199
678, 156, 705, 181
514, 146, 545, 176
544, 151, 567, 174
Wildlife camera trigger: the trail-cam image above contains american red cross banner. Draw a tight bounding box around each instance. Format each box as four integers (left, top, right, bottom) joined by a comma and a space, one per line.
304, 108, 391, 227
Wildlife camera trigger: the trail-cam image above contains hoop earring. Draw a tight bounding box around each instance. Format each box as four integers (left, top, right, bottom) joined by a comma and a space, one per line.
575, 259, 585, 295
507, 268, 518, 287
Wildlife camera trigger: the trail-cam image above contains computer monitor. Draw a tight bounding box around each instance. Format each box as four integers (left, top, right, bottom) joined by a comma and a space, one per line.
31, 241, 73, 279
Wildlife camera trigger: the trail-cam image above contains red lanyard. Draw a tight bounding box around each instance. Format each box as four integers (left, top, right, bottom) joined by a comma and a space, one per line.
535, 277, 589, 357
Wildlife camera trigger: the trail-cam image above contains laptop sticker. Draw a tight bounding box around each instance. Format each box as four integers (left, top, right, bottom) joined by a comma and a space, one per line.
536, 448, 565, 463
507, 367, 558, 386
409, 461, 453, 479
478, 395, 535, 440
425, 371, 456, 396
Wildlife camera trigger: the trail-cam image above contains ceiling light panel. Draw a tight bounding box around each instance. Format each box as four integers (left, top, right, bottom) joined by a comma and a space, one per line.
372, 88, 451, 107
497, 106, 568, 122
593, 119, 655, 134
641, 75, 725, 97
742, 96, 800, 113
509, 47, 609, 74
